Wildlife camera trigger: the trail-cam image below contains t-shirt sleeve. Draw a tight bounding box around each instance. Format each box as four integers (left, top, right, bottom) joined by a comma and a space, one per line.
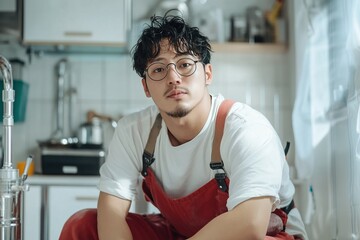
223, 110, 285, 211
98, 118, 145, 201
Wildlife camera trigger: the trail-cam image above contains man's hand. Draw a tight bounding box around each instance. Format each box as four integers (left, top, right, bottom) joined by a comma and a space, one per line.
267, 213, 284, 236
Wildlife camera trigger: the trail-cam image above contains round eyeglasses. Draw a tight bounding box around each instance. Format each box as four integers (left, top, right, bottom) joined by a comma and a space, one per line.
144, 58, 202, 81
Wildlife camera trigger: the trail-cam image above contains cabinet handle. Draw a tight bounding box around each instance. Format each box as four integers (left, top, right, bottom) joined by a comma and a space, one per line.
75, 196, 98, 201
64, 31, 92, 37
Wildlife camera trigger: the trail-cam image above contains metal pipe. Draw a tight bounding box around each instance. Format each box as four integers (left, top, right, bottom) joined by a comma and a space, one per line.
52, 58, 67, 139
0, 55, 14, 169
0, 55, 30, 240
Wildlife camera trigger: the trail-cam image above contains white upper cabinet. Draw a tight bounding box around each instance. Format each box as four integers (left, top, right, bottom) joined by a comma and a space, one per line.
23, 0, 131, 47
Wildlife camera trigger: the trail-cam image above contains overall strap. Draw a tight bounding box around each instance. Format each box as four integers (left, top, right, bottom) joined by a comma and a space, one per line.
210, 99, 236, 192
142, 113, 162, 176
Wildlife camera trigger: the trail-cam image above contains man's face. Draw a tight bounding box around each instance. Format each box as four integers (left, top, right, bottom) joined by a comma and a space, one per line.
142, 39, 212, 118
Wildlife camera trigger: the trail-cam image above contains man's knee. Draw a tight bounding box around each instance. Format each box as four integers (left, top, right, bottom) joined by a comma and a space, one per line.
59, 208, 98, 240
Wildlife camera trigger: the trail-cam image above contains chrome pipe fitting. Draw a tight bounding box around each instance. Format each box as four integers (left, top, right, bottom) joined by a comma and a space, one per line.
0, 55, 30, 240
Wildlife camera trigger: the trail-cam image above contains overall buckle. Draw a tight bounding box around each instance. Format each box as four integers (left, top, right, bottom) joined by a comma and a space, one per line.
141, 151, 155, 176
210, 161, 228, 192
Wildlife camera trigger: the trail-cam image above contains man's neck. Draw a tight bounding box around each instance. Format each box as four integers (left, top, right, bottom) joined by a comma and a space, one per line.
163, 94, 212, 146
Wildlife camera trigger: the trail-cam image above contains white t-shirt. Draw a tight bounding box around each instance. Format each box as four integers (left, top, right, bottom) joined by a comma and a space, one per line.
99, 94, 308, 239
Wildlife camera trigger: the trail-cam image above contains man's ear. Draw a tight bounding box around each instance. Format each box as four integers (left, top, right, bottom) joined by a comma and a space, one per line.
204, 64, 212, 85
142, 78, 151, 97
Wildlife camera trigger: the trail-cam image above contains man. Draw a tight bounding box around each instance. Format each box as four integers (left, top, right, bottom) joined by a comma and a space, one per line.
60, 13, 308, 240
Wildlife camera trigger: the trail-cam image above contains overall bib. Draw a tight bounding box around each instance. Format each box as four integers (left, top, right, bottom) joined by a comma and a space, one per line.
59, 100, 295, 240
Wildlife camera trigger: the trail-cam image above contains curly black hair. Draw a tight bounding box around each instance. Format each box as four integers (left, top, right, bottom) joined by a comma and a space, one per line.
131, 11, 212, 78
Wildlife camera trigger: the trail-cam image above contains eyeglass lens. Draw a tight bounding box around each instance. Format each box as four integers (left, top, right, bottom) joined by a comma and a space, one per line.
146, 58, 198, 81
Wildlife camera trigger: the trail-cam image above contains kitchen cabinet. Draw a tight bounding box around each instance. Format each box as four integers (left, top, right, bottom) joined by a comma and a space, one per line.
23, 175, 157, 240
23, 175, 100, 240
23, 0, 131, 49
24, 185, 41, 240
24, 185, 98, 240
48, 186, 99, 240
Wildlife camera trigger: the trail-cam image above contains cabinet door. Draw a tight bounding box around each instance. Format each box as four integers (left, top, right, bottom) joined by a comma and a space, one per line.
48, 186, 99, 240
24, 186, 42, 240
23, 0, 131, 45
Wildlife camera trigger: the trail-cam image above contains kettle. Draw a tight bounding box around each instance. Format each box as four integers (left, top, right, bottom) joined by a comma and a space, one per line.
77, 110, 118, 146
78, 117, 103, 146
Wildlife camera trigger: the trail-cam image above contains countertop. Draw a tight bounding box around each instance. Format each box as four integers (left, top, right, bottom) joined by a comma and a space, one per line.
26, 174, 99, 186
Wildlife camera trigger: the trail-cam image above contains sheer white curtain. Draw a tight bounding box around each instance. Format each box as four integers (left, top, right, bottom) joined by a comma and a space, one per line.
347, 0, 360, 237
292, 0, 360, 239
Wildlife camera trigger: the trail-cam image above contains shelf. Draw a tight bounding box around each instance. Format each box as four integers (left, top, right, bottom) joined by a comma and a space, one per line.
211, 42, 288, 54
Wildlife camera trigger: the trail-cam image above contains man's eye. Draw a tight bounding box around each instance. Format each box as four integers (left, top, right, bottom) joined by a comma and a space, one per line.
179, 63, 192, 68
153, 67, 165, 73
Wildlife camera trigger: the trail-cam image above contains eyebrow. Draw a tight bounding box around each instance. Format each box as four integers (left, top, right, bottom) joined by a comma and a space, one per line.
151, 57, 166, 63
175, 52, 192, 58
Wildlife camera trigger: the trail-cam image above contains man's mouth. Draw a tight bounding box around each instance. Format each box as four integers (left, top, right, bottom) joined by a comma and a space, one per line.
165, 88, 187, 98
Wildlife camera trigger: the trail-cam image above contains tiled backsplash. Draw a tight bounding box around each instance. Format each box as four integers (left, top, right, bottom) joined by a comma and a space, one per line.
0, 47, 293, 166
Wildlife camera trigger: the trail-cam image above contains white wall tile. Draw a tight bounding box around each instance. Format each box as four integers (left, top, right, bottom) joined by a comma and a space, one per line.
76, 61, 103, 101
103, 57, 131, 101
26, 56, 60, 101
3, 50, 294, 168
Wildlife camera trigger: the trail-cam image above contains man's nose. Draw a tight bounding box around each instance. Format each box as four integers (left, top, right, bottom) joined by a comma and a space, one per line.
166, 64, 181, 84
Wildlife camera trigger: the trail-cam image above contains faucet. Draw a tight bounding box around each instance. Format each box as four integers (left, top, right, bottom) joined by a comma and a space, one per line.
0, 55, 31, 240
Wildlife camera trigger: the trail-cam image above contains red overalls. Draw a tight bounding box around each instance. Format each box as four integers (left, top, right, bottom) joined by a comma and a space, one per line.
59, 100, 296, 240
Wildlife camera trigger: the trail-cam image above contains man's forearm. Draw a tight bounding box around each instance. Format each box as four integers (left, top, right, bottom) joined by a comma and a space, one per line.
97, 192, 133, 240
188, 197, 272, 240
98, 218, 133, 240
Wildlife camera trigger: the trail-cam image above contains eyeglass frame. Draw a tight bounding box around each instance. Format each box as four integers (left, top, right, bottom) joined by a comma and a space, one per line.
143, 57, 203, 81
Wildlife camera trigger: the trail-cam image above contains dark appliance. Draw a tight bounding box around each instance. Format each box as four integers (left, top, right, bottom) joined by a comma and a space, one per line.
36, 147, 105, 175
